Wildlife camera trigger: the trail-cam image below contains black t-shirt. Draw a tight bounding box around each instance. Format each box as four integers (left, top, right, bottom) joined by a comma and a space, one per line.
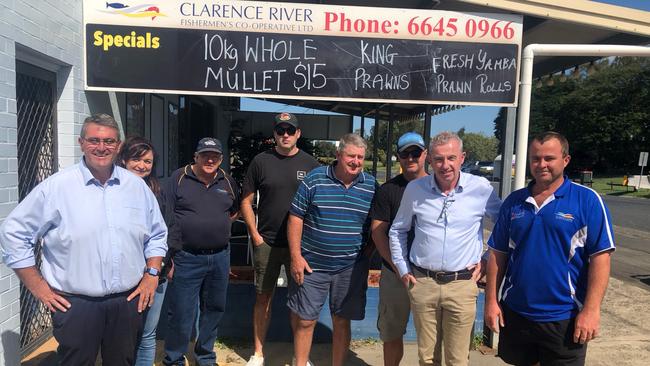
368, 174, 416, 271
242, 149, 320, 247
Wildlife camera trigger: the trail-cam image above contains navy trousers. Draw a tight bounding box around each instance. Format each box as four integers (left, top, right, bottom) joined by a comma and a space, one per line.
51, 290, 143, 366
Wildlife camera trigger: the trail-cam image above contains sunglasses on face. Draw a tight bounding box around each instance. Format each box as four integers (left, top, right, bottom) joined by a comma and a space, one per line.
274, 125, 297, 136
398, 149, 423, 160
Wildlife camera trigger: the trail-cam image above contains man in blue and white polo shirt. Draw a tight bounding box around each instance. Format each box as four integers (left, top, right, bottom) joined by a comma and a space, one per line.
485, 131, 615, 366
287, 133, 376, 366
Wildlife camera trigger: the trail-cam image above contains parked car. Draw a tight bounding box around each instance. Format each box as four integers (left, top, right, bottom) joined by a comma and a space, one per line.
465, 161, 494, 176
461, 161, 477, 173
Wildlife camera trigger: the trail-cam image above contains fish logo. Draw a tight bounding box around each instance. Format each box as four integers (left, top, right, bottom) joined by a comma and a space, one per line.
104, 2, 165, 20
555, 212, 575, 222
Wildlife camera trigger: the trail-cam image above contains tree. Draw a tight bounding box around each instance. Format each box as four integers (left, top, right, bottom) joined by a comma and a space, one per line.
462, 132, 498, 162
493, 107, 508, 153
365, 118, 425, 163
313, 140, 337, 160
493, 57, 650, 175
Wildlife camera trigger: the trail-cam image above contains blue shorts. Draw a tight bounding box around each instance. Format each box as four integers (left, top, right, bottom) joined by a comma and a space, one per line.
287, 257, 369, 321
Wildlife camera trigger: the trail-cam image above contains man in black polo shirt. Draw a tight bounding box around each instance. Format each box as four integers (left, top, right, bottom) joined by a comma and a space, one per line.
163, 137, 240, 366
369, 132, 428, 366
241, 113, 319, 366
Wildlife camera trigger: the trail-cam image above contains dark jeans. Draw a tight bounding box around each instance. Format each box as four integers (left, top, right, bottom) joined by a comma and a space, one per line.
51, 290, 143, 366
163, 248, 230, 366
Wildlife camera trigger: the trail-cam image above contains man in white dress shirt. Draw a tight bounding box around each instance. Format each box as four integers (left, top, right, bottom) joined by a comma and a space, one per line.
389, 131, 501, 366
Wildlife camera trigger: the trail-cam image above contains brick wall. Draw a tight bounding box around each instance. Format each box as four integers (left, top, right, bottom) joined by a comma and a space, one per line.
0, 0, 87, 363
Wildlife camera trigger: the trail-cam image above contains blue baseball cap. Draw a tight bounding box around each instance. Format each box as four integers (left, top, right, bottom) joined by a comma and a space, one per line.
397, 132, 426, 153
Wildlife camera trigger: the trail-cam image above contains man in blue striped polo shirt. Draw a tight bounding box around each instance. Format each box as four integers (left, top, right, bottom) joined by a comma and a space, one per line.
287, 133, 376, 366
485, 132, 615, 366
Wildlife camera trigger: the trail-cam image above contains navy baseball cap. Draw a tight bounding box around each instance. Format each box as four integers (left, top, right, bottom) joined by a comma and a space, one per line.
274, 112, 299, 128
397, 132, 426, 153
195, 137, 223, 154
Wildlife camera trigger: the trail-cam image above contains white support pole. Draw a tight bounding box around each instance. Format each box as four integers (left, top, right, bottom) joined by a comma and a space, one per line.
514, 44, 650, 190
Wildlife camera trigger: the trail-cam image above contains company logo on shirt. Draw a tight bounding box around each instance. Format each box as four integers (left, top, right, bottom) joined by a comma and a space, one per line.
510, 210, 525, 220
297, 171, 307, 180
555, 212, 575, 222
216, 188, 228, 195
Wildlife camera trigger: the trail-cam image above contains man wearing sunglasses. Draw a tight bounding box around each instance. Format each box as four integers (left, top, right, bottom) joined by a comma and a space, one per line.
0, 113, 167, 365
369, 132, 428, 366
389, 131, 501, 366
241, 112, 319, 366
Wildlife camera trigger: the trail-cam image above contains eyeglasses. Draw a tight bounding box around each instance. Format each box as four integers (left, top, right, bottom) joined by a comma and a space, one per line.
83, 137, 119, 148
437, 196, 455, 224
398, 149, 423, 160
274, 125, 297, 136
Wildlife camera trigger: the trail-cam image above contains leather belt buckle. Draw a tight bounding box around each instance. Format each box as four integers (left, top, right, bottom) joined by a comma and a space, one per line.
434, 271, 455, 284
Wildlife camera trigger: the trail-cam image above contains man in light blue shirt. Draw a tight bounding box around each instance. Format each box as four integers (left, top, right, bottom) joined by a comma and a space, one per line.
0, 113, 167, 365
389, 131, 501, 366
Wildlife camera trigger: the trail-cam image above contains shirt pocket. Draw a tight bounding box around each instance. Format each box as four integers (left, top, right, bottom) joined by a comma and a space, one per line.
117, 205, 148, 237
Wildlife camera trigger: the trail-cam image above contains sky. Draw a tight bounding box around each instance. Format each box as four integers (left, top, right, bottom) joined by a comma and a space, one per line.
241, 0, 647, 138
592, 0, 650, 11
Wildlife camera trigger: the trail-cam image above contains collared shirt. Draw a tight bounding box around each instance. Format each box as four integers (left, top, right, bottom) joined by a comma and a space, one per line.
289, 163, 376, 272
488, 177, 615, 322
166, 164, 240, 251
0, 159, 168, 297
389, 172, 501, 277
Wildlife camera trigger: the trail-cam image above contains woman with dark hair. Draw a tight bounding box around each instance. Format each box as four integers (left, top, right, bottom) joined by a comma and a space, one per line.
118, 136, 162, 198
118, 136, 169, 366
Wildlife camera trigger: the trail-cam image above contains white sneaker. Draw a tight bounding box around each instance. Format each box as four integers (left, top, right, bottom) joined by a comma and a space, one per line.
246, 354, 265, 366
291, 357, 314, 366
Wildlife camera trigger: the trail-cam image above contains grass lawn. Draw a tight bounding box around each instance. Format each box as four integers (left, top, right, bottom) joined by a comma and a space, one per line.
590, 176, 650, 199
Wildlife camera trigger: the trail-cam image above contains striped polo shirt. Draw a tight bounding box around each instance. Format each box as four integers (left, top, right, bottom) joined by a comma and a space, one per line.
290, 164, 376, 272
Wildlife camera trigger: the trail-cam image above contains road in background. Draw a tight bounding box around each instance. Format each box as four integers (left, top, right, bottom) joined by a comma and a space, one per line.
602, 195, 650, 289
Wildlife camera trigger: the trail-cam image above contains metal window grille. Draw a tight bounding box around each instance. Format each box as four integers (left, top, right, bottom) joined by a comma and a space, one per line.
16, 61, 58, 356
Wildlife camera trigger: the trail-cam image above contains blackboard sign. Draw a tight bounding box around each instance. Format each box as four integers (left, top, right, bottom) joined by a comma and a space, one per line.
87, 24, 518, 104
83, 0, 522, 106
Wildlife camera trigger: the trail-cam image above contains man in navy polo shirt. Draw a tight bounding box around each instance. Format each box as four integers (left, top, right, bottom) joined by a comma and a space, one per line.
163, 137, 240, 366
287, 133, 376, 366
485, 131, 615, 366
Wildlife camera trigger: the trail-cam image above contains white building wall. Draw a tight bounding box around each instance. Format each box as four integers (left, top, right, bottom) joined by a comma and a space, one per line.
0, 0, 88, 363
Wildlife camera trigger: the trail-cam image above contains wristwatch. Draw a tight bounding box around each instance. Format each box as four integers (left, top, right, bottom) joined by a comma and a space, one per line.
144, 267, 160, 276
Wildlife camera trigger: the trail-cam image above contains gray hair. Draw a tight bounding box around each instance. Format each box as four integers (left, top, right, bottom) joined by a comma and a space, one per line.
429, 131, 463, 152
80, 113, 121, 139
337, 133, 367, 153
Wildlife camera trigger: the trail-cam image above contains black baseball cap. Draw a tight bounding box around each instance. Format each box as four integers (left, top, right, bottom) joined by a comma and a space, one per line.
274, 112, 299, 128
195, 137, 223, 154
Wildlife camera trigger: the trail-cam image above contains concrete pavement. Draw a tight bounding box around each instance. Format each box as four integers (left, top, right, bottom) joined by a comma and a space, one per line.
22, 276, 650, 365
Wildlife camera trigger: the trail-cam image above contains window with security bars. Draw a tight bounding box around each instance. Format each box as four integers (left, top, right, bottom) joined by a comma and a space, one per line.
15, 61, 57, 357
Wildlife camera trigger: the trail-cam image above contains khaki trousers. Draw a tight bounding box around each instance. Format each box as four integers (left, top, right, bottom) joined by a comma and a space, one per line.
408, 270, 478, 366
